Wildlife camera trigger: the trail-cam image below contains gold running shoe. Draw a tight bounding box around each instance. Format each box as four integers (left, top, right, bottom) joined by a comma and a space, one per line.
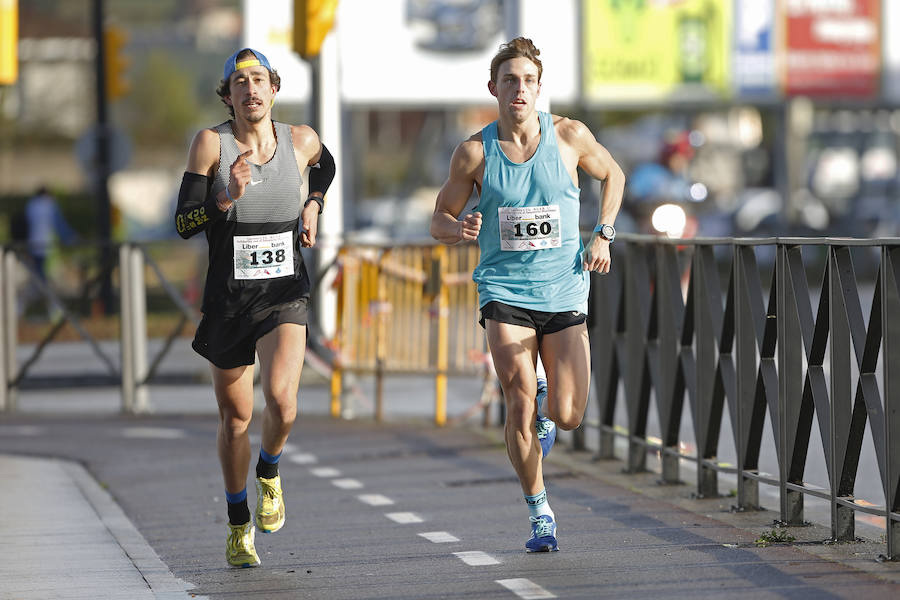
226, 522, 260, 568
255, 474, 286, 533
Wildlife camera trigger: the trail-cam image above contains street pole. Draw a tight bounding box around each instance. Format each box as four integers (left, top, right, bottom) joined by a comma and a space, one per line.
309, 32, 343, 340
92, 0, 113, 315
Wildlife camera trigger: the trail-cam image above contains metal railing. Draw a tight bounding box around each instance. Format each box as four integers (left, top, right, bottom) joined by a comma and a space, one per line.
590, 234, 900, 560
0, 242, 201, 412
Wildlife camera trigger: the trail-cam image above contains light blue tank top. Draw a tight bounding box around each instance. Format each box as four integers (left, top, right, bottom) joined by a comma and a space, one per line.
473, 111, 588, 313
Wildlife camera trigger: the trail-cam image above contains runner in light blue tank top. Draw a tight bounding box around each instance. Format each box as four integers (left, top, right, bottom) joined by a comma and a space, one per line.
475, 111, 588, 314
431, 38, 625, 554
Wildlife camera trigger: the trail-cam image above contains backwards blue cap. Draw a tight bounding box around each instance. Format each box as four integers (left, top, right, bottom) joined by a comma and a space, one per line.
223, 48, 273, 81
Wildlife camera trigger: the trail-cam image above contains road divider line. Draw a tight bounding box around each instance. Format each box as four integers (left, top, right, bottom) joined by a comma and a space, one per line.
385, 512, 424, 524
496, 578, 556, 599
289, 453, 317, 464
310, 467, 341, 478
453, 551, 500, 566
357, 494, 394, 506
331, 478, 363, 489
418, 531, 459, 543
121, 427, 185, 439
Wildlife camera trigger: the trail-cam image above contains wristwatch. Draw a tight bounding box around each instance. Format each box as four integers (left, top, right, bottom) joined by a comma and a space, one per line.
593, 223, 616, 242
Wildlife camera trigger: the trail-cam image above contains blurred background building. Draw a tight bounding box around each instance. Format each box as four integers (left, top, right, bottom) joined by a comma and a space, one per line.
0, 0, 898, 246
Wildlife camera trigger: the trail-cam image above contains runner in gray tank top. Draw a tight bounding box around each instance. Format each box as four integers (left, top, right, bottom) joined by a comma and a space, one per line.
174, 48, 336, 568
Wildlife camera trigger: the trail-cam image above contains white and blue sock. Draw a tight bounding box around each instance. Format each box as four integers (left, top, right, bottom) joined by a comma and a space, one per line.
535, 357, 548, 418
525, 488, 555, 521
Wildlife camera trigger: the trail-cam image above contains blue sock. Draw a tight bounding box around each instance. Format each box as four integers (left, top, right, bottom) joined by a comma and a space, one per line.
524, 488, 554, 520
259, 448, 282, 464
256, 448, 282, 479
225, 487, 250, 525
225, 488, 247, 504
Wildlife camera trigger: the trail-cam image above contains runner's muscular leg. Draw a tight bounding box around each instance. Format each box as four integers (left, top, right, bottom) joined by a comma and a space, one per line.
485, 320, 543, 495
211, 363, 256, 493
256, 323, 306, 456
539, 322, 590, 431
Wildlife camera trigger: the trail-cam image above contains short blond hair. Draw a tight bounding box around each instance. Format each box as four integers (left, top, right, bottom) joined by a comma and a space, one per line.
490, 37, 542, 83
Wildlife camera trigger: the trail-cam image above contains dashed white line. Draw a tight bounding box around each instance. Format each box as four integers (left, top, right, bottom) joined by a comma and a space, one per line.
385, 512, 424, 524
121, 427, 185, 439
289, 453, 317, 464
0, 425, 44, 436
310, 467, 341, 478
418, 531, 459, 543
332, 478, 364, 489
496, 578, 556, 599
357, 494, 394, 506
453, 551, 500, 566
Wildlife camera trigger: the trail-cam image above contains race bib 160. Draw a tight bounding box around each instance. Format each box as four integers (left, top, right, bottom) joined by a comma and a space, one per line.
498, 205, 561, 251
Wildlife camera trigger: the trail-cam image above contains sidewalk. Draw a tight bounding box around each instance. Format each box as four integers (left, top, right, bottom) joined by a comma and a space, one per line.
0, 454, 199, 600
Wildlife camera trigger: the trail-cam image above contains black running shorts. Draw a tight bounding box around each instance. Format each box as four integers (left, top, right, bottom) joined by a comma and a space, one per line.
479, 300, 586, 338
192, 297, 309, 369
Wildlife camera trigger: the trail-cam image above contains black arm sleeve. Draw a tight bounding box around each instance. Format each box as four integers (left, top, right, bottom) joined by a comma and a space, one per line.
174, 172, 225, 239
307, 143, 336, 199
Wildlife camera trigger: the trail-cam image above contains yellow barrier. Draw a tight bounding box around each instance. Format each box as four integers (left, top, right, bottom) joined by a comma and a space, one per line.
329, 242, 486, 425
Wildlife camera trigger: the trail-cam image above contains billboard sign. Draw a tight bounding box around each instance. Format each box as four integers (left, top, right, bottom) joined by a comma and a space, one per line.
781, 0, 880, 98
583, 0, 732, 105
734, 0, 776, 97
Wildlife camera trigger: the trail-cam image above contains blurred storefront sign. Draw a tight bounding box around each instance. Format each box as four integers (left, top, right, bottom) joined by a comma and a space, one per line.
782, 0, 880, 98
242, 0, 577, 106
338, 0, 576, 106
734, 0, 776, 98
582, 0, 732, 105
883, 0, 900, 102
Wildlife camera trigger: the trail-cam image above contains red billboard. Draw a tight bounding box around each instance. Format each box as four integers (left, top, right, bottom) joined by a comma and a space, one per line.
782, 0, 880, 98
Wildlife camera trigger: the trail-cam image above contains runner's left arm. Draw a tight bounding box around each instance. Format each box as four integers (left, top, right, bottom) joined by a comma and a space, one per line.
567, 120, 625, 273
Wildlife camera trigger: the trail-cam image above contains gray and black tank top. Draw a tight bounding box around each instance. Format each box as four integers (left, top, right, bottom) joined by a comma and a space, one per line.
200, 120, 310, 318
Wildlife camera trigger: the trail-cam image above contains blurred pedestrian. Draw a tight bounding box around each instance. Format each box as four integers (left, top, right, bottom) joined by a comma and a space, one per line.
174, 48, 335, 568
430, 37, 625, 552
25, 184, 76, 280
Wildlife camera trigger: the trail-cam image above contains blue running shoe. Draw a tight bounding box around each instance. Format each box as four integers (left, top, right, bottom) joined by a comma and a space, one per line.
525, 514, 559, 552
535, 378, 556, 457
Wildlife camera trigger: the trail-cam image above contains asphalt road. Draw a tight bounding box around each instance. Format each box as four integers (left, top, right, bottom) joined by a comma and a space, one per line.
2, 410, 899, 599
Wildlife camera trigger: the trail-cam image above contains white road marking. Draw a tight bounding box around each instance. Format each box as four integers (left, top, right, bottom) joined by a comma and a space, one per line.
310, 467, 341, 478
496, 578, 556, 599
385, 512, 423, 524
121, 427, 185, 439
289, 453, 317, 464
418, 531, 459, 543
453, 551, 500, 566
0, 425, 44, 436
331, 478, 363, 489
357, 494, 394, 506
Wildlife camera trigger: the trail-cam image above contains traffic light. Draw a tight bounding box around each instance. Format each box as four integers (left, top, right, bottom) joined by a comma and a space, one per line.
293, 0, 338, 59
103, 26, 130, 100
0, 0, 16, 85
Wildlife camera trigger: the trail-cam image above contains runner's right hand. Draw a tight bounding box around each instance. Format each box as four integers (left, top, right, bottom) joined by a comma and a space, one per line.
459, 212, 482, 242
227, 149, 254, 201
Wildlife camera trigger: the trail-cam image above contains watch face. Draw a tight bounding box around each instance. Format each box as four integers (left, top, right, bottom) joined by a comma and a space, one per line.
601, 225, 615, 240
